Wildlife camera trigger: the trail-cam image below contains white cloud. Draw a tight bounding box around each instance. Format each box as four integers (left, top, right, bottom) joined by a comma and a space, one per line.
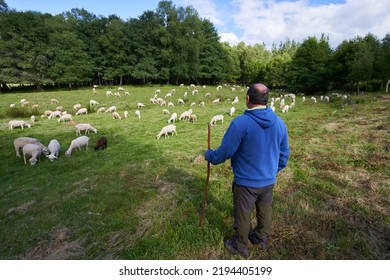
219, 32, 241, 45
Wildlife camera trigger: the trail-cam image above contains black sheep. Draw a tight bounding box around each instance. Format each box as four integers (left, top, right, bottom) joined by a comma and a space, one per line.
95, 136, 107, 151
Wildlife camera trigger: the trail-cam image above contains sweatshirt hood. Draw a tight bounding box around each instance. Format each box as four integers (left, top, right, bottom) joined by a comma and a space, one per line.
244, 107, 276, 128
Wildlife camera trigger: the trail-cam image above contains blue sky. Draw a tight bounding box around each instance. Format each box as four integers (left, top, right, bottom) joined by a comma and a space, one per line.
5, 0, 389, 49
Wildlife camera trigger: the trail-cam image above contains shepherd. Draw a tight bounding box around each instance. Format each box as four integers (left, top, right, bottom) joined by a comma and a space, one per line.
204, 83, 290, 258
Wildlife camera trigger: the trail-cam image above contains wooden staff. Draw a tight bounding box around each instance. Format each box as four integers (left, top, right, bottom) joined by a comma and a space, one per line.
199, 124, 211, 227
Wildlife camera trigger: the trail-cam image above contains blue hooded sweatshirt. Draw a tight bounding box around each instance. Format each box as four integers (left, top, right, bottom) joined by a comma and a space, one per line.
205, 107, 290, 188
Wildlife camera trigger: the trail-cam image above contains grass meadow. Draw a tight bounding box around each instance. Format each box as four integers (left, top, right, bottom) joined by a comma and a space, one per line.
0, 85, 389, 260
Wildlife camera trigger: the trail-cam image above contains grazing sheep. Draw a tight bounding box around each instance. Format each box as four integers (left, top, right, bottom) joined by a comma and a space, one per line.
65, 136, 89, 156
135, 110, 141, 119
156, 124, 177, 139
168, 102, 174, 107
137, 102, 145, 108
162, 109, 170, 115
232, 96, 239, 105
58, 114, 73, 122
30, 115, 35, 122
56, 106, 64, 112
179, 109, 192, 121
189, 114, 197, 123
73, 103, 82, 110
212, 98, 220, 104
114, 92, 121, 98
124, 111, 129, 118
75, 123, 97, 136
210, 115, 224, 126
75, 108, 88, 115
50, 98, 59, 104
48, 110, 61, 119
90, 100, 99, 106
13, 137, 43, 157
205, 92, 211, 98
112, 112, 121, 119
97, 107, 106, 113
168, 112, 178, 123
165, 93, 172, 98
46, 139, 60, 162
22, 144, 45, 165
21, 101, 30, 107
282, 105, 290, 113
105, 106, 117, 113
10, 103, 16, 109
106, 90, 113, 96
95, 136, 107, 151
229, 106, 236, 116
199, 101, 205, 107
311, 96, 317, 103
177, 99, 185, 105
8, 120, 31, 130
32, 104, 39, 110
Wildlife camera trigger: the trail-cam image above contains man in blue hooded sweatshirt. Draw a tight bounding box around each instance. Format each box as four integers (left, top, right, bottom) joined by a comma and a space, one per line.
205, 83, 290, 258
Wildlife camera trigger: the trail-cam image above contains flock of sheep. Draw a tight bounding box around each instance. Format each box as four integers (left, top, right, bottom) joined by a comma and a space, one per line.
7, 83, 338, 166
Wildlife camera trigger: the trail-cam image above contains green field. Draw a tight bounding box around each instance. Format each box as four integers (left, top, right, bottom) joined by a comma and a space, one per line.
0, 85, 389, 259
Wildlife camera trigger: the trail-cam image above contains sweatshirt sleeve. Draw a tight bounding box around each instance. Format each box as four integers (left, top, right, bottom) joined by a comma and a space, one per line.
278, 126, 290, 172
205, 121, 242, 165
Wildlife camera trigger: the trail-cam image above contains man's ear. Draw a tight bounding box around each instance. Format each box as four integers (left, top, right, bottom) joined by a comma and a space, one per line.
246, 95, 250, 104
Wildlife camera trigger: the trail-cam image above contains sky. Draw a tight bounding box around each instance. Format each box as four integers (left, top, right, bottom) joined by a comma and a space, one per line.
5, 0, 390, 49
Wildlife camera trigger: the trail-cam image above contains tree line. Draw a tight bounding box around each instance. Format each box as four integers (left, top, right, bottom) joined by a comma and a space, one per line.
0, 0, 389, 93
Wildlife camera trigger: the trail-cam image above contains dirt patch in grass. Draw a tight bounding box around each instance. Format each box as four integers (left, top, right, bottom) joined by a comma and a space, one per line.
7, 200, 35, 215
24, 227, 85, 259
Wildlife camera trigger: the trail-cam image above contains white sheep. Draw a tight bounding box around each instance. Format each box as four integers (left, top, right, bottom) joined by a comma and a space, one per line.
46, 139, 60, 162
124, 111, 129, 118
179, 109, 192, 121
229, 106, 236, 116
65, 136, 89, 156
50, 98, 59, 104
58, 114, 73, 122
105, 106, 117, 113
48, 110, 62, 119
22, 144, 45, 165
212, 98, 220, 104
13, 137, 44, 157
168, 112, 178, 123
135, 110, 141, 119
30, 115, 35, 122
112, 112, 121, 119
205, 92, 211, 98
90, 100, 99, 106
75, 108, 88, 115
282, 105, 290, 113
75, 123, 97, 136
177, 99, 185, 105
8, 120, 31, 130
162, 109, 170, 115
168, 102, 174, 107
10, 103, 16, 109
210, 115, 224, 126
156, 124, 177, 139
97, 107, 106, 113
165, 93, 172, 98
189, 114, 197, 123
232, 96, 239, 105
137, 102, 145, 108
73, 103, 82, 110
199, 101, 205, 107
311, 96, 317, 103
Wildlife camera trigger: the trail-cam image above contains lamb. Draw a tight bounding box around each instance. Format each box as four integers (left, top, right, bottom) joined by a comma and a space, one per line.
10, 103, 16, 109
156, 124, 177, 139
48, 110, 62, 119
137, 102, 145, 108
124, 111, 129, 118
229, 106, 236, 116
232, 96, 239, 105
22, 144, 45, 165
75, 108, 88, 115
135, 110, 141, 119
162, 109, 170, 115
165, 93, 172, 98
50, 98, 59, 104
31, 115, 35, 122
168, 112, 178, 123
282, 105, 290, 113
199, 101, 205, 107
311, 96, 317, 103
212, 98, 220, 104
46, 139, 60, 162
13, 137, 44, 157
95, 136, 107, 151
75, 123, 97, 136
73, 103, 82, 110
8, 120, 31, 130
177, 99, 185, 104
210, 115, 224, 126
168, 102, 174, 107
58, 114, 73, 122
65, 136, 89, 156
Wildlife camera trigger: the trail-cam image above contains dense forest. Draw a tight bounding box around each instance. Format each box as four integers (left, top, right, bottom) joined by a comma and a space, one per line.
0, 0, 389, 93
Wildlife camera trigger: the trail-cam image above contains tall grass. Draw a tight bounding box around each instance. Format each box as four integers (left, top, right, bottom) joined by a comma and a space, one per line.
0, 87, 389, 260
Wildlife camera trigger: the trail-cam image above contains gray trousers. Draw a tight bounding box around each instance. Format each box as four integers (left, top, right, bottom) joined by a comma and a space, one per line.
232, 182, 274, 249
